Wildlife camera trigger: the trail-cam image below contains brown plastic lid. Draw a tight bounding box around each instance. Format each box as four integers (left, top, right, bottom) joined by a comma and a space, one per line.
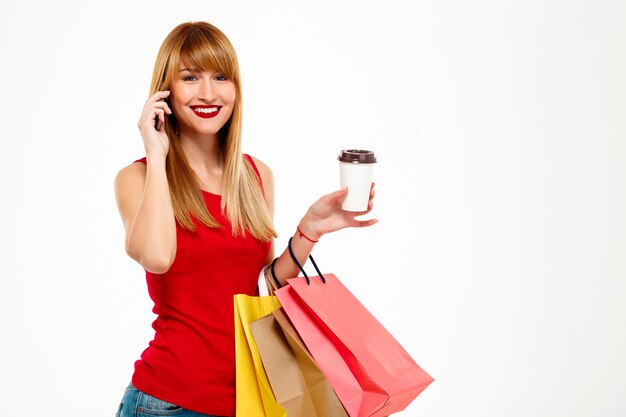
338, 149, 377, 163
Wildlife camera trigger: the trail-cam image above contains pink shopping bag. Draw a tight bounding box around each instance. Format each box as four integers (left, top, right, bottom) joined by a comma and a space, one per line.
274, 238, 433, 417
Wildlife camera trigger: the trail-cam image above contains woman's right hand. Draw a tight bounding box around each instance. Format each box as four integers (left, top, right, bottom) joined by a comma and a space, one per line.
137, 90, 172, 157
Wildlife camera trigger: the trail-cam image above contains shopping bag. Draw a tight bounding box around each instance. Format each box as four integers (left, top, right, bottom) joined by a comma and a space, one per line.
250, 307, 349, 417
274, 238, 434, 417
234, 294, 285, 417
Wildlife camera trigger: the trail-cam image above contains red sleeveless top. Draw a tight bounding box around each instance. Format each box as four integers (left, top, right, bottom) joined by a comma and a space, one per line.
131, 155, 270, 416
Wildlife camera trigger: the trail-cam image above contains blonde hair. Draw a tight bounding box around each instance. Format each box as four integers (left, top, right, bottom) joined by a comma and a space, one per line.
149, 21, 276, 240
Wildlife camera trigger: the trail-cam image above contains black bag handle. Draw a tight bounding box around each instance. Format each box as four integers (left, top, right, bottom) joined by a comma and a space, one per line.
270, 256, 281, 289
270, 237, 326, 287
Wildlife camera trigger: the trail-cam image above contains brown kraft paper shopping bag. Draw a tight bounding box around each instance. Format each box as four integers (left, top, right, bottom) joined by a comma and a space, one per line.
250, 308, 348, 417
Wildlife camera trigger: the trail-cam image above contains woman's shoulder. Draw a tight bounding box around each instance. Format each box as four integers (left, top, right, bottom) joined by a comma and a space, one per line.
114, 158, 147, 195
244, 154, 273, 184
245, 154, 270, 172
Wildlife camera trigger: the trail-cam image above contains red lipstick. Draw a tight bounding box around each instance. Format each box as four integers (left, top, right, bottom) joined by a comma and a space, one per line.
190, 105, 221, 119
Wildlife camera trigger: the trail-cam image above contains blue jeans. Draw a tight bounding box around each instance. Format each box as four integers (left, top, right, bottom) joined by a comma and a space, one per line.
115, 383, 228, 417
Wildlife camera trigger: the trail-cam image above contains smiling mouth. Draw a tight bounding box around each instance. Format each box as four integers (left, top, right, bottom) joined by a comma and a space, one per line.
190, 105, 221, 119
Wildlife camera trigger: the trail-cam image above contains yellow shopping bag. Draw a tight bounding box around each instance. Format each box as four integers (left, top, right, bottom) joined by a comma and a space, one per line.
234, 294, 285, 417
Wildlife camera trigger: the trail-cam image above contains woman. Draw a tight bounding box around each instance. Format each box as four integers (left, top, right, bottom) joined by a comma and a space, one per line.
114, 21, 376, 417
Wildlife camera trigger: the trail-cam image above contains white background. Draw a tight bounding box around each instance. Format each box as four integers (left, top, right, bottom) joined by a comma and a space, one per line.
0, 1, 624, 416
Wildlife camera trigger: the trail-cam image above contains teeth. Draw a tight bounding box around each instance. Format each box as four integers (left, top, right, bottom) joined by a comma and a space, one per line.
194, 107, 218, 114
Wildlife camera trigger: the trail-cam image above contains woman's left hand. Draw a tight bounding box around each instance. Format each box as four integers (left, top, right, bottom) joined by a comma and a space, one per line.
299, 183, 377, 240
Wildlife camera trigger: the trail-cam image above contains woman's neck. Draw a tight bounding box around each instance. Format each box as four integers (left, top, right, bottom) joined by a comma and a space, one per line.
179, 131, 223, 170
178, 131, 225, 194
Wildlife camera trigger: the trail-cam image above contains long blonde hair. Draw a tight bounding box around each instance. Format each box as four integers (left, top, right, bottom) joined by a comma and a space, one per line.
149, 21, 276, 240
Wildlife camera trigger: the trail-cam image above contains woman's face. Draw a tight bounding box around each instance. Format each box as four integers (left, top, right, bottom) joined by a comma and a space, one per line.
169, 63, 237, 139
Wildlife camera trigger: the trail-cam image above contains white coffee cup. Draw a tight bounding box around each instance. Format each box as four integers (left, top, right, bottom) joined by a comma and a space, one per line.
338, 149, 377, 211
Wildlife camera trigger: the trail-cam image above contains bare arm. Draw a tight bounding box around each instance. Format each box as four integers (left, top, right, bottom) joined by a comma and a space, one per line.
253, 157, 376, 288
270, 187, 376, 287
114, 91, 176, 274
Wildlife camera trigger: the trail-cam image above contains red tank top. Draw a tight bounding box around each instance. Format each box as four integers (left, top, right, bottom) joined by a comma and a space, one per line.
131, 155, 270, 416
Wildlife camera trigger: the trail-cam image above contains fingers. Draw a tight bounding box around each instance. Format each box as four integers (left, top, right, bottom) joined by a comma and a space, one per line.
146, 91, 172, 115
152, 90, 171, 100
149, 91, 172, 115
138, 91, 172, 130
152, 101, 172, 115
352, 218, 378, 228
154, 108, 166, 131
365, 182, 375, 210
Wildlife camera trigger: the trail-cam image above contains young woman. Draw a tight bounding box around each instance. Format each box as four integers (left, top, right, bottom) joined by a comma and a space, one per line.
114, 21, 376, 417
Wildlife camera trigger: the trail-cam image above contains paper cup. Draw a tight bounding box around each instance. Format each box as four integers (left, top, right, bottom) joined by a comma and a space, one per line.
338, 149, 377, 211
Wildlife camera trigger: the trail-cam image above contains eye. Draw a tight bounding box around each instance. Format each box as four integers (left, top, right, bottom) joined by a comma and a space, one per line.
215, 74, 228, 81
183, 75, 198, 82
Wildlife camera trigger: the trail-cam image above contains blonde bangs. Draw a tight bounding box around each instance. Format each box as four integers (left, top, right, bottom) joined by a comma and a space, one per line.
179, 29, 238, 82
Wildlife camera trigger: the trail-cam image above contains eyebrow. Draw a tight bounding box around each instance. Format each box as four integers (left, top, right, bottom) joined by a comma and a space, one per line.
179, 67, 201, 73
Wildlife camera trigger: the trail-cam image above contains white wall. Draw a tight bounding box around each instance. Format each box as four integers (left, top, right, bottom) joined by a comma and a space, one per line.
0, 1, 624, 416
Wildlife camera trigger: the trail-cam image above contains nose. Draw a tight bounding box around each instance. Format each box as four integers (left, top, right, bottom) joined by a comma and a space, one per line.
198, 78, 217, 102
